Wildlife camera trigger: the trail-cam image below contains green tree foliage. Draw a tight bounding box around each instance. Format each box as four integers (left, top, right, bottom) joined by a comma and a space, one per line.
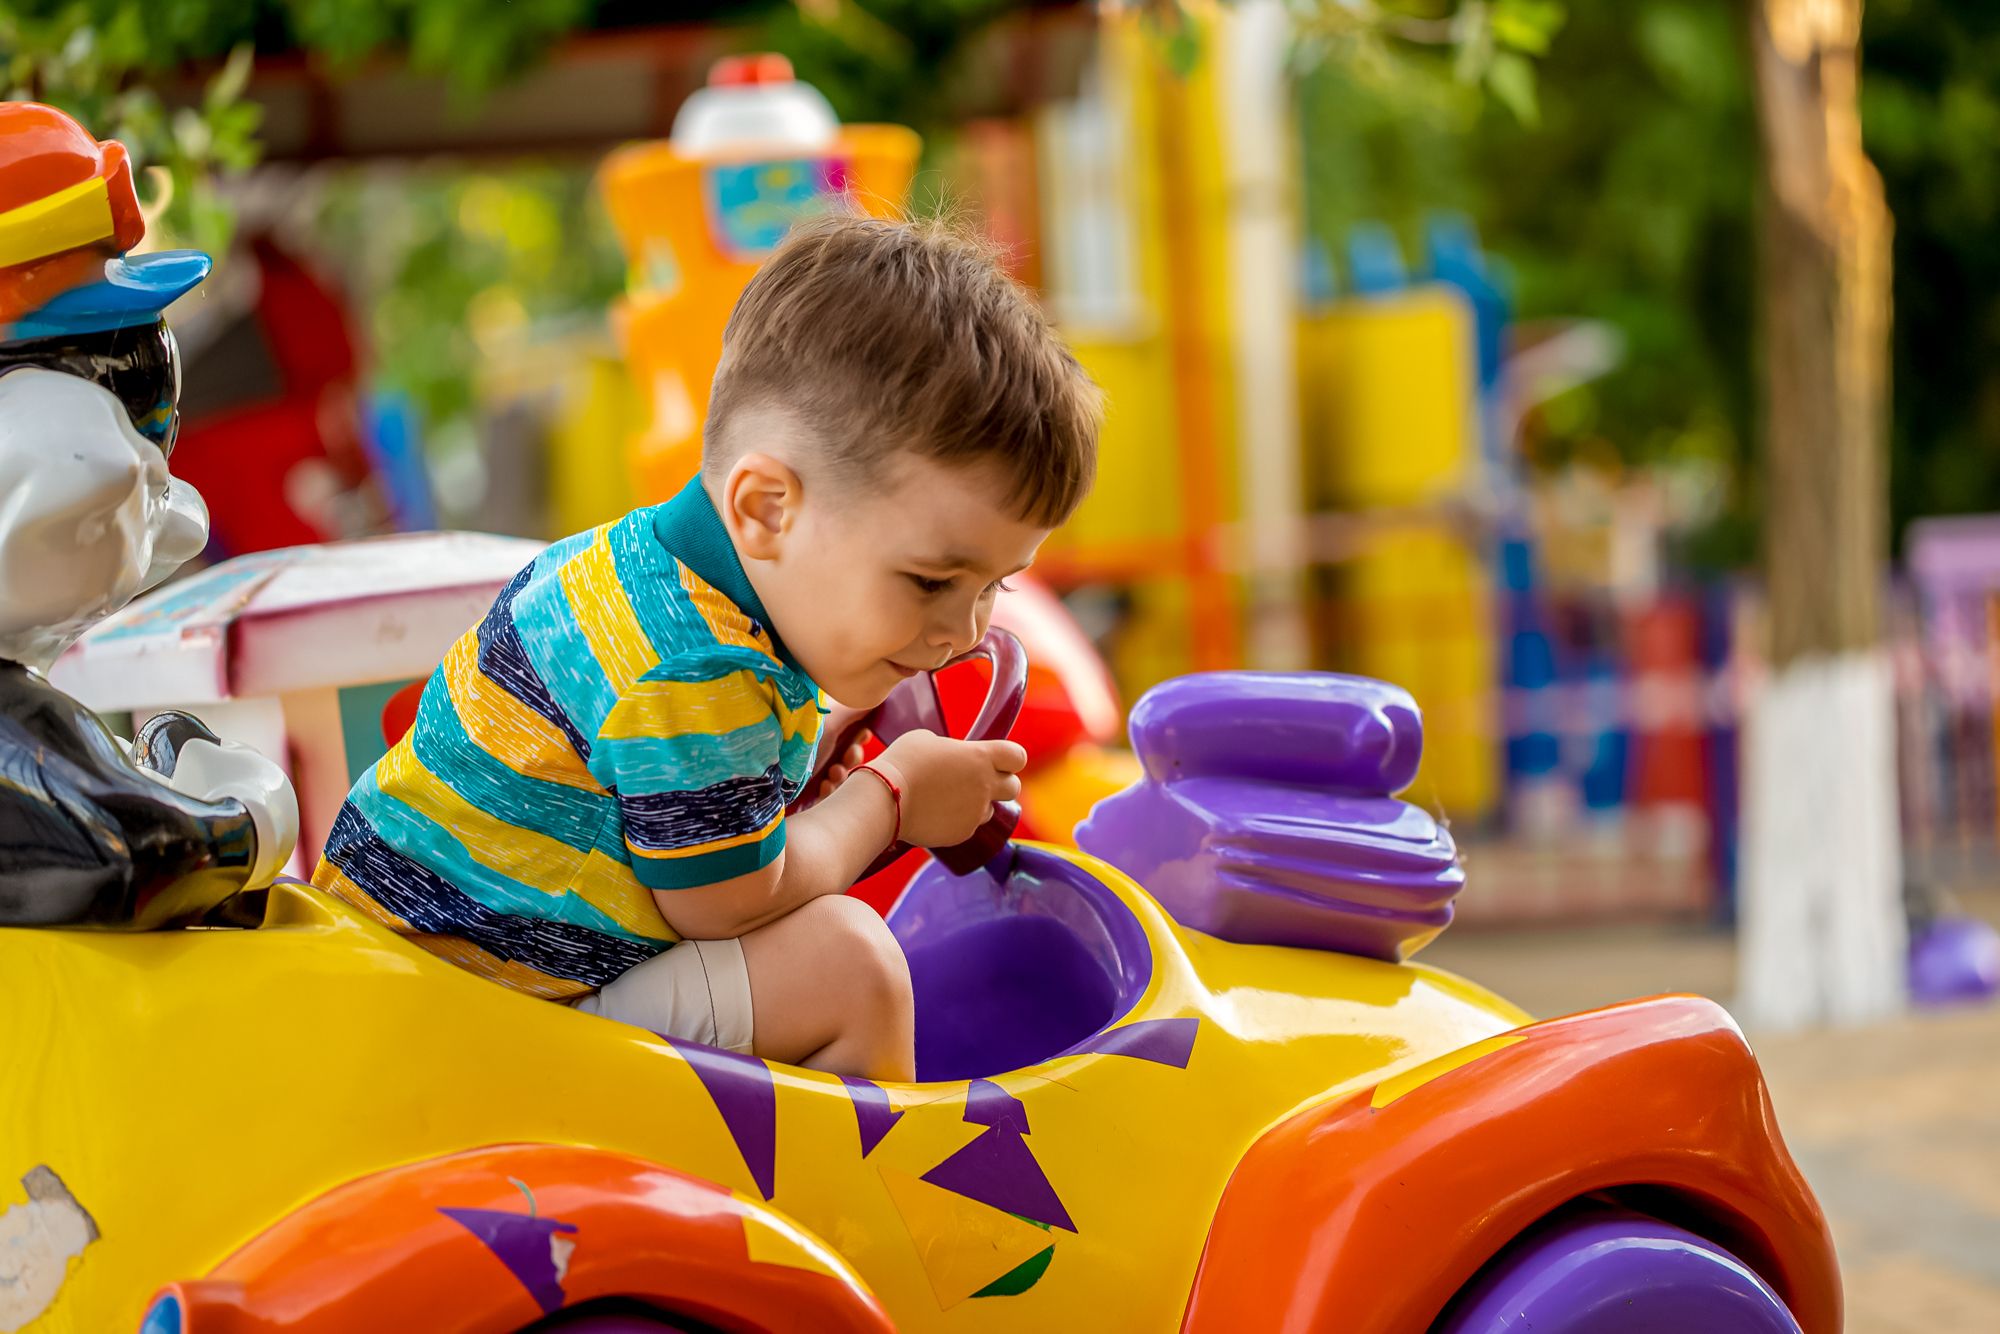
1288, 0, 1566, 122
1863, 0, 2000, 538
754, 0, 1025, 131
1297, 0, 1758, 566
0, 0, 608, 251
1299, 0, 2000, 561
1, 4, 262, 252
307, 165, 624, 445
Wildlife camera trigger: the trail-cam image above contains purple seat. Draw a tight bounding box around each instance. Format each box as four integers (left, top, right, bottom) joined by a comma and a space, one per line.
886, 846, 1153, 1082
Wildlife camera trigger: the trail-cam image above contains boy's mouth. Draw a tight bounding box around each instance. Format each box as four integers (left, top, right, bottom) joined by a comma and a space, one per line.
888, 661, 921, 679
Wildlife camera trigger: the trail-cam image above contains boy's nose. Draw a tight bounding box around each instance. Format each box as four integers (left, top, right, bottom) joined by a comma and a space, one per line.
928, 602, 983, 658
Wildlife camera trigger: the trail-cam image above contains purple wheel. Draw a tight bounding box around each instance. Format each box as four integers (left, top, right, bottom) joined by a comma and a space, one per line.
1432, 1205, 1802, 1334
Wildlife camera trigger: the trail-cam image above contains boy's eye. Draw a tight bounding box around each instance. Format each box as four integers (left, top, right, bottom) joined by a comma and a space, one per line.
908, 574, 1020, 597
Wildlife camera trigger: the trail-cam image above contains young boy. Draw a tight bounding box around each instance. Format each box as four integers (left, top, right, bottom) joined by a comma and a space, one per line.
313, 213, 1101, 1082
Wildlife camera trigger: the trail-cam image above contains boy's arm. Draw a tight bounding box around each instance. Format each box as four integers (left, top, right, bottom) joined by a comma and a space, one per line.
648, 774, 895, 939
651, 731, 1029, 939
596, 659, 893, 941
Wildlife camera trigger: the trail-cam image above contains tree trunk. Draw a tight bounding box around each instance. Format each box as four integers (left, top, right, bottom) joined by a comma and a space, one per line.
1737, 0, 1904, 1029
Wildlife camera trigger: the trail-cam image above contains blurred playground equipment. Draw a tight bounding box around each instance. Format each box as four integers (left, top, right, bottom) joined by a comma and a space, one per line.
172, 233, 397, 556
598, 53, 920, 503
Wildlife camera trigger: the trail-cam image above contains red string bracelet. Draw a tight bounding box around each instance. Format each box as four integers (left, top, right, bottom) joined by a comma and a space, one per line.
850, 763, 901, 849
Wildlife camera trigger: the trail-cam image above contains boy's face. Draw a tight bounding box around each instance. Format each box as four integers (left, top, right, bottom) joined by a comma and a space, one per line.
722, 447, 1052, 709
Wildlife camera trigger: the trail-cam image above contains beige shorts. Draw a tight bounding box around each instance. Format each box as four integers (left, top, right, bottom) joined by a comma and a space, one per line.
570, 937, 756, 1053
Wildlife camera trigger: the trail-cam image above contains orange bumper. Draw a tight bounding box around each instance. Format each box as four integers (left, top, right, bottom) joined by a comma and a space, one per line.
152, 1144, 893, 1333
1180, 995, 1840, 1334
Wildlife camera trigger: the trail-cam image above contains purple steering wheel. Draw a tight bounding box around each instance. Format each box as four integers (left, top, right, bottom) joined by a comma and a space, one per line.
802, 627, 1027, 880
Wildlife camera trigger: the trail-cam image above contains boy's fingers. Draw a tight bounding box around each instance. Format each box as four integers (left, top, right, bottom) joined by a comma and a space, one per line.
982, 740, 1029, 772
996, 774, 1023, 801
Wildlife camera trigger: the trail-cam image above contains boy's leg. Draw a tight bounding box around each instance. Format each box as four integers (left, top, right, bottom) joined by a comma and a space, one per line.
739, 893, 915, 1082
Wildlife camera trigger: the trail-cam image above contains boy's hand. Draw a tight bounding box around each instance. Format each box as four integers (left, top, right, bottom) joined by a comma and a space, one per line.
872, 731, 1027, 849
807, 727, 873, 805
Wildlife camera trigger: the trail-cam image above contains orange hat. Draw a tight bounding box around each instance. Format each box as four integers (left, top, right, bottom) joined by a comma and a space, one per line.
0, 102, 149, 330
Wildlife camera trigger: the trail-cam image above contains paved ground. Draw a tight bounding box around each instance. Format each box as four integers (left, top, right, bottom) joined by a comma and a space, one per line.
1424, 900, 2000, 1332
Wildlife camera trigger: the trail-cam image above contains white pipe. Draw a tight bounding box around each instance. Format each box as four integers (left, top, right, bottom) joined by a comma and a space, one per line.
1221, 0, 1310, 669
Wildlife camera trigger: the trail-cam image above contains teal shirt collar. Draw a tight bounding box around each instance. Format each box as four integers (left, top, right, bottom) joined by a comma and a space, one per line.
653, 477, 802, 672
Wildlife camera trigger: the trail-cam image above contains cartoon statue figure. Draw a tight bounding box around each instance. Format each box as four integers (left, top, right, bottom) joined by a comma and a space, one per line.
0, 102, 296, 928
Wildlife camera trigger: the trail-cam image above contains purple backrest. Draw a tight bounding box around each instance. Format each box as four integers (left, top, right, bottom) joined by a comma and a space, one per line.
1127, 671, 1424, 794
1076, 671, 1463, 961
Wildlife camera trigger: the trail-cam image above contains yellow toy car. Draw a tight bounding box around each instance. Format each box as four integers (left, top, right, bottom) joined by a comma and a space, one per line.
3, 670, 1837, 1334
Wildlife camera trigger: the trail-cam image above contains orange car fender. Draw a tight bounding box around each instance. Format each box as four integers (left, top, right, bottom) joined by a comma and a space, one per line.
1179, 996, 1840, 1334
150, 1143, 894, 1333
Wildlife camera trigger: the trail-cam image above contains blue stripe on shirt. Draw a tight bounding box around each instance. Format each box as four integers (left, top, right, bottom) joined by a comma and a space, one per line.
532, 528, 596, 579
347, 773, 655, 943
590, 720, 812, 795
407, 673, 609, 852
617, 763, 790, 852
514, 569, 618, 740
324, 803, 661, 986
608, 509, 710, 661
475, 566, 594, 759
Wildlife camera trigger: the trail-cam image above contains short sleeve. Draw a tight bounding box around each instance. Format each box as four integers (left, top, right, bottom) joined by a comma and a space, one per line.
592, 659, 792, 891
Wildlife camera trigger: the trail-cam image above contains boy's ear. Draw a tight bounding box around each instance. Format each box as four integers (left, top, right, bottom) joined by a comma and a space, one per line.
721, 452, 802, 560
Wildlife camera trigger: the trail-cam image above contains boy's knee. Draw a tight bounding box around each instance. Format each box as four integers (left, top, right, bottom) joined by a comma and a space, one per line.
810, 894, 911, 1008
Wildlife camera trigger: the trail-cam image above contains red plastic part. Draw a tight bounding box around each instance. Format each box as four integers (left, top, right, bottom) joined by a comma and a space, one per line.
381, 678, 426, 749
845, 849, 925, 917
988, 579, 1124, 764
707, 53, 796, 87
152, 1144, 893, 1333
1179, 996, 1840, 1334
170, 236, 375, 557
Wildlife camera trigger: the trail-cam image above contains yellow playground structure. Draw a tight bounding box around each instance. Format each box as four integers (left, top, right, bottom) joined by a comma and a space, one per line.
598, 52, 920, 503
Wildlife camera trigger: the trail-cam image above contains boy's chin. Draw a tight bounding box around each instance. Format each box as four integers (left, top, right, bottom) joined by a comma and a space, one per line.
835, 681, 898, 711
814, 675, 888, 713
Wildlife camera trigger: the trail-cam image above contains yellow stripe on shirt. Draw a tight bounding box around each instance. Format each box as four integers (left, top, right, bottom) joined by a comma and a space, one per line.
563, 528, 660, 695
416, 932, 593, 1000
318, 855, 636, 1000
316, 860, 415, 932
678, 562, 779, 659
441, 635, 604, 794
376, 740, 674, 943
570, 847, 682, 945
598, 669, 819, 744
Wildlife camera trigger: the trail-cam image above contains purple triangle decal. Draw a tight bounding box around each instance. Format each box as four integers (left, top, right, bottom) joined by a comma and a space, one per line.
839, 1075, 903, 1156
1064, 1017, 1200, 1067
962, 1078, 1030, 1133
922, 1127, 1075, 1231
668, 1038, 778, 1199
439, 1207, 577, 1313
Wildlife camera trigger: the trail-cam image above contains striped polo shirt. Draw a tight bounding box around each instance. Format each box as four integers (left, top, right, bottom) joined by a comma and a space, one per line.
312, 478, 825, 1000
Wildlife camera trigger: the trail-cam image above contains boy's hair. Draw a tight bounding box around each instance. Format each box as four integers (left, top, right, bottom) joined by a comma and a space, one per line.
704, 211, 1101, 528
